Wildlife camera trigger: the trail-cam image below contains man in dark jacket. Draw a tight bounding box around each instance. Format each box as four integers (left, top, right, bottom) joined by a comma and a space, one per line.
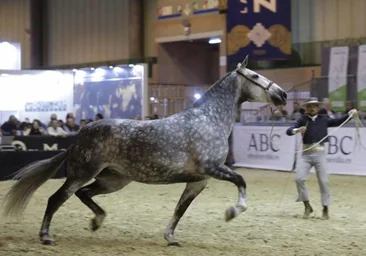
286, 97, 358, 219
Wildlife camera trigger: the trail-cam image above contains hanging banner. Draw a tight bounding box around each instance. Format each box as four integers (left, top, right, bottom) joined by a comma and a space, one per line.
357, 45, 366, 111
226, 0, 292, 62
328, 46, 349, 112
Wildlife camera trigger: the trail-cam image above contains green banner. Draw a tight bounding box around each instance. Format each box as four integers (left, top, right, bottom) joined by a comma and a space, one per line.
328, 46, 349, 112
357, 45, 366, 111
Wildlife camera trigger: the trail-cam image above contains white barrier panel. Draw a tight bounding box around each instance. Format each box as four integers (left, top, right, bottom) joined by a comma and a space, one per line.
232, 126, 296, 171
295, 127, 366, 176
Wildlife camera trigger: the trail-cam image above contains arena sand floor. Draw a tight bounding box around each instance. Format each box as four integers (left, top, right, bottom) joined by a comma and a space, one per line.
0, 168, 365, 256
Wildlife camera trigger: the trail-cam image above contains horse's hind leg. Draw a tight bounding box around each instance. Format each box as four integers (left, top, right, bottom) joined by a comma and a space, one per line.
75, 169, 131, 231
39, 178, 87, 245
164, 179, 208, 246
205, 164, 247, 222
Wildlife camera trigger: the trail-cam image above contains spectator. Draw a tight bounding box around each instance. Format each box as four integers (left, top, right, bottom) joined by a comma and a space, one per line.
66, 112, 75, 120
58, 119, 65, 128
16, 122, 31, 136
151, 114, 159, 120
291, 102, 305, 120
63, 117, 80, 135
79, 119, 87, 129
1, 115, 18, 136
95, 113, 104, 121
47, 113, 58, 127
271, 105, 288, 121
47, 119, 68, 137
318, 98, 336, 118
344, 101, 354, 114
29, 119, 47, 135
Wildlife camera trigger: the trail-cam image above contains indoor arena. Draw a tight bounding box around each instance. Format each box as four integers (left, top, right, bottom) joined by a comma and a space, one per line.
1, 0, 366, 255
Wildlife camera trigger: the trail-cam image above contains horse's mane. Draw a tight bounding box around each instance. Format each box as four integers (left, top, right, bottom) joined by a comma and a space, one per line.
187, 71, 236, 109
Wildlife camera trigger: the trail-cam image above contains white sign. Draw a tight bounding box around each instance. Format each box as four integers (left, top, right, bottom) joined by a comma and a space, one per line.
233, 125, 366, 176
0, 70, 74, 124
232, 125, 296, 171
295, 127, 366, 176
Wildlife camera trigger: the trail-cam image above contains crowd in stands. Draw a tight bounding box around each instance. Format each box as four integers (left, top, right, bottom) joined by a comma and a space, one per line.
0, 112, 161, 137
0, 113, 105, 137
270, 99, 359, 122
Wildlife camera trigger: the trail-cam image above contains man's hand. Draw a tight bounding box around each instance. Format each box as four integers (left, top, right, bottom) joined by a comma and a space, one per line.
293, 126, 307, 135
348, 109, 358, 118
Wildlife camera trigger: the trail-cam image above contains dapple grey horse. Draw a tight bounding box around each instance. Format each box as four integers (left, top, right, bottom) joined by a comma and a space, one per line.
2, 56, 287, 246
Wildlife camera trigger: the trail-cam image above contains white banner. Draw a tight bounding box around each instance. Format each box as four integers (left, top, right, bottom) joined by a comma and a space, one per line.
295, 127, 366, 176
0, 70, 74, 124
232, 126, 296, 171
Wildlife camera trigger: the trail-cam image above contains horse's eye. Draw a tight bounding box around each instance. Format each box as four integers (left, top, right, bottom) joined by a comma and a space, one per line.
251, 74, 259, 79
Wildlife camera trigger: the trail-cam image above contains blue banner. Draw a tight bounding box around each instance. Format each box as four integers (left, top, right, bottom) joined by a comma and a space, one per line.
227, 0, 292, 62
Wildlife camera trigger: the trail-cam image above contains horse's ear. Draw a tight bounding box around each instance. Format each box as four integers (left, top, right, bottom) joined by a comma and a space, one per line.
240, 55, 249, 69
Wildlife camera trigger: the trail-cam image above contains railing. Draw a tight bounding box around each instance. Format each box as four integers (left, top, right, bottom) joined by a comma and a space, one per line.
148, 83, 210, 118
240, 80, 311, 122
147, 81, 312, 119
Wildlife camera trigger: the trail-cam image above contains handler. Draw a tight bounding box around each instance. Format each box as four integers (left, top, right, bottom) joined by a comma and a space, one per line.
286, 97, 358, 219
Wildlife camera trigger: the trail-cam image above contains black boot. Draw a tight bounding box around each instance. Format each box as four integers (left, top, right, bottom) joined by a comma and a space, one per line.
303, 201, 313, 219
322, 206, 329, 220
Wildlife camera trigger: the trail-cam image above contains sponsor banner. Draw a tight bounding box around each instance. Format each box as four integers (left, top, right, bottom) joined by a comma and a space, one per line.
328, 46, 349, 112
294, 127, 366, 176
11, 136, 75, 151
232, 126, 296, 171
157, 0, 219, 20
227, 0, 292, 62
357, 45, 366, 111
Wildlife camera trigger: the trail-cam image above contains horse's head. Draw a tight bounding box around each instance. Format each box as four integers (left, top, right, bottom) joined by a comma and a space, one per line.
235, 56, 287, 106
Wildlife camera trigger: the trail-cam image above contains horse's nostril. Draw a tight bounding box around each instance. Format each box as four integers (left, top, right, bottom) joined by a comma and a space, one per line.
282, 91, 287, 100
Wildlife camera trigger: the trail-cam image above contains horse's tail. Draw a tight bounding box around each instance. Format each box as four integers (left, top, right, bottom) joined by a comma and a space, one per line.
2, 149, 69, 217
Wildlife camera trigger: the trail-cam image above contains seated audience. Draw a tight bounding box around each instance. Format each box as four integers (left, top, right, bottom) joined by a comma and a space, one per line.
1, 115, 18, 136
47, 119, 68, 137
47, 113, 58, 127
63, 117, 80, 134
16, 122, 31, 136
29, 119, 47, 135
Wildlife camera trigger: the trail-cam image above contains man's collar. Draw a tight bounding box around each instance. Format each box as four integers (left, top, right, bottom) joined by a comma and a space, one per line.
307, 115, 318, 121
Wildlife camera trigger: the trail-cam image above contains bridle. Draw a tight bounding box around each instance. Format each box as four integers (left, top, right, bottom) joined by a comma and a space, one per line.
236, 68, 274, 91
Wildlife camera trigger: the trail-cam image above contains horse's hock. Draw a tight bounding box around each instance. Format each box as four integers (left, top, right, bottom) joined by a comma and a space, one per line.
1, 168, 365, 256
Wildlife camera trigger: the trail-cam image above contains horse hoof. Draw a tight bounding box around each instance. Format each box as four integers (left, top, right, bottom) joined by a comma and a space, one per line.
90, 219, 100, 232
225, 206, 237, 222
41, 237, 55, 245
167, 241, 181, 247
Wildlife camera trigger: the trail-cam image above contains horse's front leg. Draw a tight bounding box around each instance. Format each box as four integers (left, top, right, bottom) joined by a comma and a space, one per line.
205, 164, 247, 221
164, 179, 208, 246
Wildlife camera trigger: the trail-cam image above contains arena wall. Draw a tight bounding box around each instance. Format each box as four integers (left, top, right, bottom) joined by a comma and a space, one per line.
292, 0, 366, 44
0, 0, 31, 69
45, 0, 143, 66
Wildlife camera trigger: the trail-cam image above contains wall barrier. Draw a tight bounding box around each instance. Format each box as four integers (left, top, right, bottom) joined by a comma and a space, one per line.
233, 124, 366, 176
1, 123, 366, 181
